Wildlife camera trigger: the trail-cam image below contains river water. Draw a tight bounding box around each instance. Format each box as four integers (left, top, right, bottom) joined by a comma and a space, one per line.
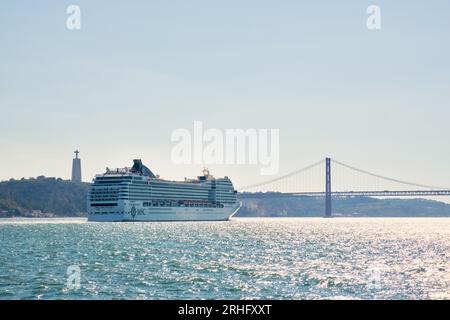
0, 217, 448, 299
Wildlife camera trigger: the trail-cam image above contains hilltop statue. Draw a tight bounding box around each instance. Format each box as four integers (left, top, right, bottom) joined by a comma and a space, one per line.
71, 150, 82, 182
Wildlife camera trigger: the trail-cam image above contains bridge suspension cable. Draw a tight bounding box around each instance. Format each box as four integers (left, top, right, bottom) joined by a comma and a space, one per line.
332, 159, 448, 190
239, 159, 323, 191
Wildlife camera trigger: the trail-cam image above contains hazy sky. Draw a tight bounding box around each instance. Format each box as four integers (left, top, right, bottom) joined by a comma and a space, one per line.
1, 1, 450, 192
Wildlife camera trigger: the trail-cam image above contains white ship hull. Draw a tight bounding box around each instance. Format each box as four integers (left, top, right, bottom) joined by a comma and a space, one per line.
88, 201, 241, 222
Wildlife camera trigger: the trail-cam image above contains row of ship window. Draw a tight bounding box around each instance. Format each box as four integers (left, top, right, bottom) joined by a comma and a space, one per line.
142, 201, 224, 208
90, 196, 233, 200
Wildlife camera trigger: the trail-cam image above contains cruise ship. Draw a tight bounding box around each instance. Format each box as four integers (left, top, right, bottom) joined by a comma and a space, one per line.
87, 160, 241, 222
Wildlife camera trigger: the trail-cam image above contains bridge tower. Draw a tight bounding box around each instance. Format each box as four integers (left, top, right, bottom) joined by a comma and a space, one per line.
325, 157, 332, 217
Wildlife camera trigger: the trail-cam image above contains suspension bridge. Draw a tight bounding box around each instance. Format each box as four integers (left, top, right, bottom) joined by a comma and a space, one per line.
237, 158, 450, 217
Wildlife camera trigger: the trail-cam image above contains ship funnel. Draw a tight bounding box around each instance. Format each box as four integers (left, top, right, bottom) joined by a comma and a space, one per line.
131, 159, 156, 178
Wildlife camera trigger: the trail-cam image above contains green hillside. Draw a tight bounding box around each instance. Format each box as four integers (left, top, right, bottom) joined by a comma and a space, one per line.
0, 177, 89, 217
238, 196, 450, 217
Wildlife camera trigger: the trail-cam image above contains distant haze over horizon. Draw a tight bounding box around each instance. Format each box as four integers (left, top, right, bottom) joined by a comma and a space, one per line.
1, 1, 450, 194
